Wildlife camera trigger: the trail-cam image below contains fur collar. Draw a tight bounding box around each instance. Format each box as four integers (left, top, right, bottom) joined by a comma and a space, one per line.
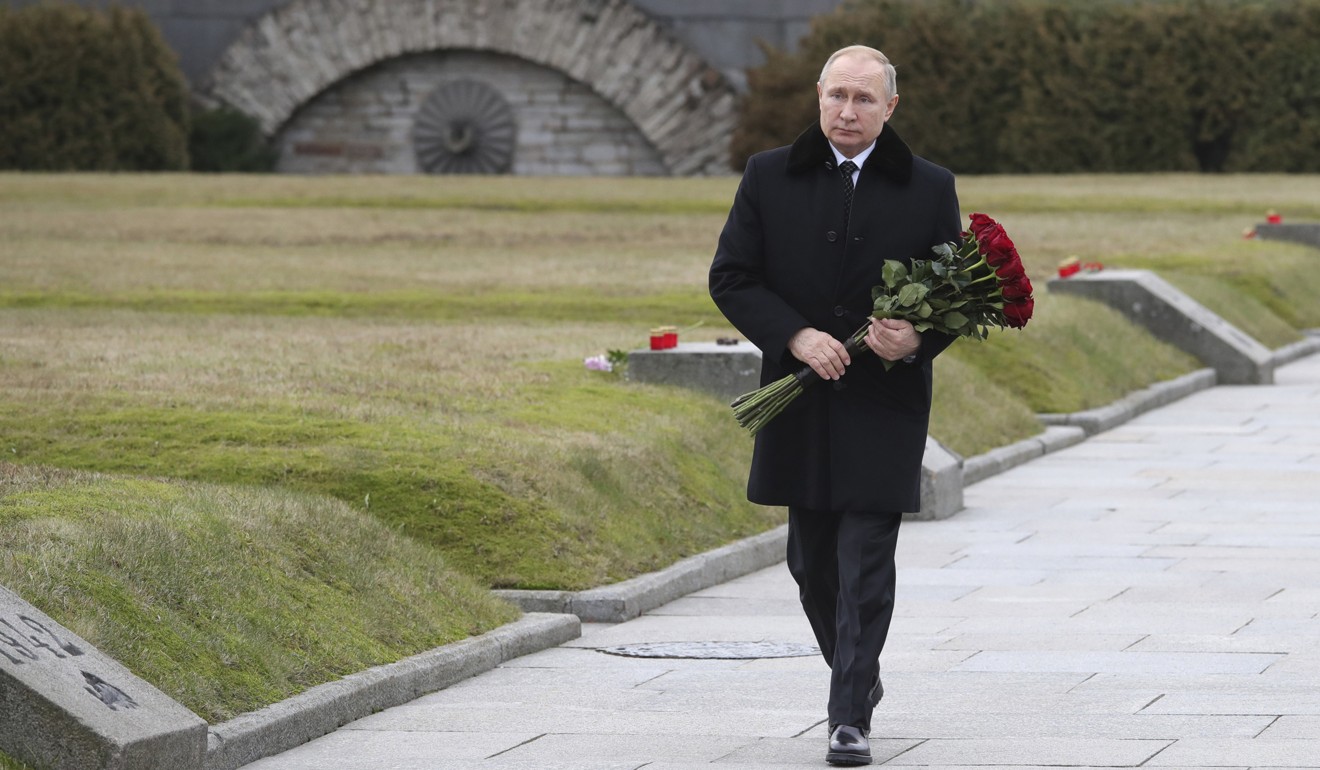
786, 121, 913, 184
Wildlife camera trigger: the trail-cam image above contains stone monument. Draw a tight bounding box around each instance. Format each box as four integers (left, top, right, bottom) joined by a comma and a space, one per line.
1048, 269, 1275, 385
1256, 222, 1320, 250
0, 586, 208, 770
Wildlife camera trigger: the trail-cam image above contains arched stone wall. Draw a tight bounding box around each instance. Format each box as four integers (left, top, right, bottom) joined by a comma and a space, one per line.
276, 50, 670, 175
202, 0, 739, 175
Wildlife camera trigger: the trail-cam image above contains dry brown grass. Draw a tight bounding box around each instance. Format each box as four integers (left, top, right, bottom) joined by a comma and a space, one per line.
1, 209, 718, 295
6, 172, 1307, 302
0, 309, 642, 419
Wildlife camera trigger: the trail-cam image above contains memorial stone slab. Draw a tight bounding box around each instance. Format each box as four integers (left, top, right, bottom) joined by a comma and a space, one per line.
1048, 269, 1274, 385
1256, 222, 1320, 250
0, 585, 208, 770
627, 341, 762, 402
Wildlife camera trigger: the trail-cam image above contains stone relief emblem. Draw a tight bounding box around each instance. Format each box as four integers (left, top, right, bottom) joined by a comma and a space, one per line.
82, 670, 140, 711
413, 79, 516, 174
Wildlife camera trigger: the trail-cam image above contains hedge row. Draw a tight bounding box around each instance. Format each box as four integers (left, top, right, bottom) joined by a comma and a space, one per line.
733, 0, 1320, 173
0, 4, 190, 171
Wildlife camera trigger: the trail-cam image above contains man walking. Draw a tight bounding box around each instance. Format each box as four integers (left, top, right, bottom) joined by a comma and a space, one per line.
709, 45, 961, 766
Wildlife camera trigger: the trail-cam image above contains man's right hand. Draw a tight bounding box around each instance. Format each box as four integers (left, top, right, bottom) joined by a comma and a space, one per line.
788, 327, 851, 381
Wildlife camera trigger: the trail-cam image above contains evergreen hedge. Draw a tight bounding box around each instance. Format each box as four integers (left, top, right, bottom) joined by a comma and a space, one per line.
733, 0, 1320, 174
0, 4, 189, 171
189, 104, 278, 173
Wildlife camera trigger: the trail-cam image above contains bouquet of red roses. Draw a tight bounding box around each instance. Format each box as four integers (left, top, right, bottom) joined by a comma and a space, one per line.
730, 213, 1034, 435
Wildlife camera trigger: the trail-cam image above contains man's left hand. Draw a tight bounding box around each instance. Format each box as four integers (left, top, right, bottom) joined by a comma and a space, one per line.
864, 317, 921, 362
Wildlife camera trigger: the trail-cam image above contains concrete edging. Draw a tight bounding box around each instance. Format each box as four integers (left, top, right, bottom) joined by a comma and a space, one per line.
495, 525, 789, 623
1036, 368, 1218, 436
962, 425, 1087, 486
1273, 333, 1320, 368
203, 612, 579, 770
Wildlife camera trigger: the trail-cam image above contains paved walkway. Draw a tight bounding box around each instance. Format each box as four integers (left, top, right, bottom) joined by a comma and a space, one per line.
243, 354, 1320, 769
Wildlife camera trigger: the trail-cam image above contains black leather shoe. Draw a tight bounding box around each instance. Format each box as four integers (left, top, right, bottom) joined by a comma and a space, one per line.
826, 724, 871, 766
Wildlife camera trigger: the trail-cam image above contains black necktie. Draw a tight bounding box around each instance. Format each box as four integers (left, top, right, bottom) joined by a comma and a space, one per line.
839, 160, 857, 230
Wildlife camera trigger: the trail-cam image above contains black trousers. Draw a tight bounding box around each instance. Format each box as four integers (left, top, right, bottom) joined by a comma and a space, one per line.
787, 507, 902, 733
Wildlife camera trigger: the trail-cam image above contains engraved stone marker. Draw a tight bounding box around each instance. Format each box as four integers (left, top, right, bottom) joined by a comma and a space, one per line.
1049, 269, 1274, 385
0, 585, 208, 770
627, 341, 763, 402
1256, 222, 1320, 250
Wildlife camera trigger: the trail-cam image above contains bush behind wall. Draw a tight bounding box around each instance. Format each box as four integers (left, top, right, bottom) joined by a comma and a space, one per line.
0, 4, 189, 171
732, 0, 1320, 174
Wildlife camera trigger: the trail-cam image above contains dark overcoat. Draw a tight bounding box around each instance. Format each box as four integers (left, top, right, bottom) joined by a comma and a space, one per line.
709, 122, 961, 513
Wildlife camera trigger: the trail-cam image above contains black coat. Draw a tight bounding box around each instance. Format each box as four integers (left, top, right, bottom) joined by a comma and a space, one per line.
710, 123, 961, 513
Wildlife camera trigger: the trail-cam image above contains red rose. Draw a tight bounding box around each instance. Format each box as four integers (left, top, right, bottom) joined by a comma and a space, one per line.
980, 232, 1016, 266
1001, 275, 1033, 300
994, 258, 1026, 282
1003, 297, 1034, 329
970, 215, 1022, 271
968, 212, 997, 239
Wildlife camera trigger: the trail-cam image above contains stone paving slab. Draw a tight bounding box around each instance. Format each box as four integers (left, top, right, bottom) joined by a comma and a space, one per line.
839, 767, 1250, 770
936, 633, 1145, 652
1147, 738, 1320, 766
490, 733, 761, 763
952, 650, 1282, 675
236, 354, 1320, 769
1127, 634, 1298, 654
713, 734, 921, 765
1261, 716, 1320, 739
884, 737, 1173, 766
875, 712, 1273, 740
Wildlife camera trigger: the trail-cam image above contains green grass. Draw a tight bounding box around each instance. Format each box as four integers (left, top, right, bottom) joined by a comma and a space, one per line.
0, 463, 518, 723
932, 293, 1200, 454
1, 171, 1316, 726
944, 293, 1202, 415
0, 750, 33, 770
0, 358, 774, 590
0, 287, 723, 326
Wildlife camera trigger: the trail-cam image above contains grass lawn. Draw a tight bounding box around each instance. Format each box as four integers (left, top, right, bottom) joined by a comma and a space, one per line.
1, 172, 1315, 722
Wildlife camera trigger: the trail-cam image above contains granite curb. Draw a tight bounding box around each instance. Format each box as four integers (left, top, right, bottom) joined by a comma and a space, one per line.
1037, 367, 1218, 436
203, 612, 579, 770
495, 525, 789, 623
1273, 333, 1320, 368
962, 425, 1087, 486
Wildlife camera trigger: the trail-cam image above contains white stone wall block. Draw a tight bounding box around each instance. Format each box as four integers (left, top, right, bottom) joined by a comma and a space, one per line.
206, 0, 736, 173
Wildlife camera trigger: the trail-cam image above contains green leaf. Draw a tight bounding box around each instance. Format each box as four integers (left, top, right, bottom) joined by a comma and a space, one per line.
896, 283, 928, 307
941, 310, 969, 330
917, 301, 933, 319
881, 260, 908, 288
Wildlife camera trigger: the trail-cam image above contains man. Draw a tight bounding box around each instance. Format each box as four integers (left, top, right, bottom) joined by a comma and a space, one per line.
709, 45, 961, 766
